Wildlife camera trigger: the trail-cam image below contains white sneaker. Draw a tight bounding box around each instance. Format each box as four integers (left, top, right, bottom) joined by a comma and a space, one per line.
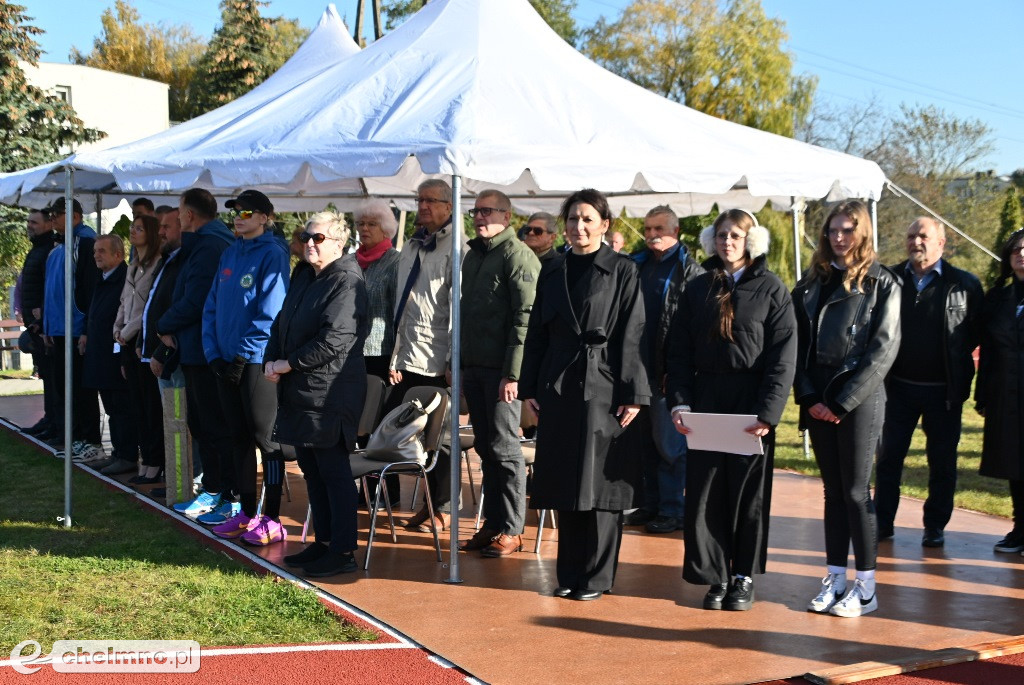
807, 573, 847, 613
829, 578, 877, 617
79, 445, 108, 464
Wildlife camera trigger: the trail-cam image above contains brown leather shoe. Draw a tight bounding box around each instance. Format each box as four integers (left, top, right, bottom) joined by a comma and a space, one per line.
481, 533, 522, 557
458, 528, 497, 551
402, 508, 430, 530
416, 512, 449, 533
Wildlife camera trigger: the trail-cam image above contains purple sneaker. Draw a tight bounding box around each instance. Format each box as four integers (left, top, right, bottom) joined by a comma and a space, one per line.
240, 516, 287, 546
212, 512, 256, 539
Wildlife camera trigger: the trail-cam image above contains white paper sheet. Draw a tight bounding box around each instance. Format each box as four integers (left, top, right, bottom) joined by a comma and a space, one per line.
679, 412, 763, 456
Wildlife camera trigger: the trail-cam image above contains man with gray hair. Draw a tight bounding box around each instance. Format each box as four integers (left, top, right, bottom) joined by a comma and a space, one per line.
392, 178, 467, 533
457, 189, 540, 557
521, 211, 559, 264
874, 216, 983, 548
627, 205, 704, 533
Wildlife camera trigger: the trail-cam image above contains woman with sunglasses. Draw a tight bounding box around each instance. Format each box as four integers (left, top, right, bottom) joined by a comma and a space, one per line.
520, 188, 649, 601
666, 209, 796, 611
266, 212, 368, 577
792, 200, 900, 618
111, 214, 165, 482
201, 190, 290, 546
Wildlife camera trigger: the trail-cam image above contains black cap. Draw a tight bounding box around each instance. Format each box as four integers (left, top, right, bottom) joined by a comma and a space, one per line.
225, 189, 273, 215
49, 197, 83, 215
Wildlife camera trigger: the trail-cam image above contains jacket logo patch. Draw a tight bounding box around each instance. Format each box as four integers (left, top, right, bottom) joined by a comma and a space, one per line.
240, 273, 254, 288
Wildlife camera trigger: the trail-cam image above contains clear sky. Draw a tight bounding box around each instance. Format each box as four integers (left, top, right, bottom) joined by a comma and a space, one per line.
18, 0, 1024, 174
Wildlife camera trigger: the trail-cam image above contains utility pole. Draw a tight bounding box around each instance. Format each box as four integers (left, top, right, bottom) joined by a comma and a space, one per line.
372, 0, 383, 39
354, 0, 365, 45
356, 0, 388, 43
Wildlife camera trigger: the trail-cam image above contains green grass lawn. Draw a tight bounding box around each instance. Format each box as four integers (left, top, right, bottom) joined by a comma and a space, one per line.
774, 395, 1011, 520
0, 432, 376, 653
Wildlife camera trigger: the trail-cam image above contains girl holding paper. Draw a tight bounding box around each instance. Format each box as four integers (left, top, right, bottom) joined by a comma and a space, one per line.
791, 200, 900, 618
666, 208, 796, 612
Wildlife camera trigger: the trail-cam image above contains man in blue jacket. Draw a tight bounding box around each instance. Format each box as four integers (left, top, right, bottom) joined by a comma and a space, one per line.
159, 188, 236, 519
201, 190, 290, 543
42, 197, 101, 457
628, 206, 704, 534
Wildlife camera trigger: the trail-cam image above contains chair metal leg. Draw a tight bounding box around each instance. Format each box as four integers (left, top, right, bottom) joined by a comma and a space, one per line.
463, 449, 477, 505
282, 468, 292, 502
301, 503, 311, 543
256, 482, 265, 517
363, 473, 386, 570
475, 489, 484, 530
410, 475, 422, 512
415, 466, 443, 562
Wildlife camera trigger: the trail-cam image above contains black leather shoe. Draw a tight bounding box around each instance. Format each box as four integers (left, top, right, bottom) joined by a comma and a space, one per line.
284, 541, 329, 568
703, 583, 728, 610
723, 577, 754, 611
622, 509, 655, 526
552, 586, 573, 598
569, 589, 602, 601
922, 527, 945, 548
304, 551, 358, 577
878, 522, 894, 541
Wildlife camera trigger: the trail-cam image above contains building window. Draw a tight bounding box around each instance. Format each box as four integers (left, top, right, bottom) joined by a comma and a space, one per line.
54, 85, 71, 104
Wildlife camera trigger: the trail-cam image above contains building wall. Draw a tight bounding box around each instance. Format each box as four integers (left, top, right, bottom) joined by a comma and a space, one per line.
20, 62, 170, 153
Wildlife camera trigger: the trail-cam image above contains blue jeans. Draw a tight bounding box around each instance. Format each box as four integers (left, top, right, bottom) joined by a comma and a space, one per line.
641, 393, 687, 518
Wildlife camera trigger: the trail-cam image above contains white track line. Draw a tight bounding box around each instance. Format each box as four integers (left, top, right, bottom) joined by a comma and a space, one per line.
0, 419, 420, 647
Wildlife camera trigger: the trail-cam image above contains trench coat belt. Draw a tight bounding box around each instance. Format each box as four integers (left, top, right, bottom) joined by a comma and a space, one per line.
551, 328, 609, 402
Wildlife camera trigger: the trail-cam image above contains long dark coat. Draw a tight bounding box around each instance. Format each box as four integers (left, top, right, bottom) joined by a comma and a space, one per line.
975, 282, 1024, 480
665, 256, 797, 582
519, 245, 650, 511
266, 256, 367, 450
83, 262, 128, 390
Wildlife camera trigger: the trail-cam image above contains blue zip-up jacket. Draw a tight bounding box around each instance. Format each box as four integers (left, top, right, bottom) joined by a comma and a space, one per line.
157, 218, 234, 365
43, 223, 99, 337
202, 231, 289, 364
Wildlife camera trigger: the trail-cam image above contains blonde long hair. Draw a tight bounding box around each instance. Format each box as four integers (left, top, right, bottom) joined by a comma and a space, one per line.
810, 200, 875, 292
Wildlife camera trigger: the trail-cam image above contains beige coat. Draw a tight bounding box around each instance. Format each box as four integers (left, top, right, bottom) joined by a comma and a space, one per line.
390, 221, 467, 377
113, 253, 163, 344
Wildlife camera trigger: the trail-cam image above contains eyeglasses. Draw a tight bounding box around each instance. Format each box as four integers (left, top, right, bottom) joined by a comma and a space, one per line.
299, 231, 335, 244
130, 224, 145, 233
827, 227, 856, 238
468, 207, 507, 218
231, 209, 255, 220
415, 197, 447, 205
715, 231, 746, 242
524, 226, 547, 236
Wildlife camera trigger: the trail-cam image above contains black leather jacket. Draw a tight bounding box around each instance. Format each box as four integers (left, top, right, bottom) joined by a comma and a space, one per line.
792, 260, 901, 419
890, 259, 984, 406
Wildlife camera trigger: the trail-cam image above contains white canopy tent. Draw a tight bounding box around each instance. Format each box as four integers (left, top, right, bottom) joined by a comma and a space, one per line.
6, 0, 889, 582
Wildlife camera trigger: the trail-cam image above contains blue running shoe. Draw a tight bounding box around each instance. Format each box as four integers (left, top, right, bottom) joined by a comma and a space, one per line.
196, 500, 241, 526
172, 491, 221, 519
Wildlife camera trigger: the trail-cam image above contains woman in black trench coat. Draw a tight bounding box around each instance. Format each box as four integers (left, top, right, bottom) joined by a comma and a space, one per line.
976, 229, 1024, 553
666, 209, 796, 611
520, 188, 650, 601
264, 211, 367, 577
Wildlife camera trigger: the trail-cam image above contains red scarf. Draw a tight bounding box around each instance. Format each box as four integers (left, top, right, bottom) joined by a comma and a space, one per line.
356, 238, 392, 270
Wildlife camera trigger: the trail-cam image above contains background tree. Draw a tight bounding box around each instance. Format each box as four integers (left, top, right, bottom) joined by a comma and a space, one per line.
70, 0, 205, 122
191, 0, 275, 115
583, 0, 815, 137
265, 17, 309, 74
0, 3, 103, 315
988, 187, 1023, 287
381, 0, 579, 45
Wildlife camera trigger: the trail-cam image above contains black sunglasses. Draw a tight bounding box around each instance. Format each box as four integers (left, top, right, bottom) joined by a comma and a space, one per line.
523, 226, 547, 236
468, 206, 507, 218
299, 231, 335, 244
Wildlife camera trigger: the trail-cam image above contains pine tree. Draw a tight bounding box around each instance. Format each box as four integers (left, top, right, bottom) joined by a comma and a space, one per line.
0, 3, 102, 314
192, 0, 275, 115
988, 187, 1023, 288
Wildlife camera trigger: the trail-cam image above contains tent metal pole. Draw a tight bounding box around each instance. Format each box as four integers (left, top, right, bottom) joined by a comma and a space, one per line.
869, 198, 878, 252
63, 167, 74, 528
791, 198, 811, 459
445, 174, 464, 584
95, 193, 102, 234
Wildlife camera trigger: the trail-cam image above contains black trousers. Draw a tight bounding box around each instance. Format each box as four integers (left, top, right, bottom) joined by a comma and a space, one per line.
875, 378, 962, 531
182, 364, 234, 496
295, 441, 358, 553
1011, 480, 1024, 530
462, 366, 526, 535
97, 387, 136, 463
383, 370, 453, 513
215, 364, 284, 518
124, 353, 165, 468
556, 509, 624, 593
683, 433, 774, 585
30, 331, 56, 425
48, 337, 100, 444
808, 386, 884, 571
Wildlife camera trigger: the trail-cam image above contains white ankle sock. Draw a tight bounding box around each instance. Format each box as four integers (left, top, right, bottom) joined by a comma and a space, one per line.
826, 565, 847, 590
855, 570, 875, 597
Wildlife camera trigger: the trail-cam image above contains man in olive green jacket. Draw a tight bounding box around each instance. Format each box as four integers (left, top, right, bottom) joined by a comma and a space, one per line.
457, 189, 541, 558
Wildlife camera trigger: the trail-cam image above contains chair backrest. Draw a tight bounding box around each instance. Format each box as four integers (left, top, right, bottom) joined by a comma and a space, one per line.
402, 385, 449, 467
357, 375, 387, 438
